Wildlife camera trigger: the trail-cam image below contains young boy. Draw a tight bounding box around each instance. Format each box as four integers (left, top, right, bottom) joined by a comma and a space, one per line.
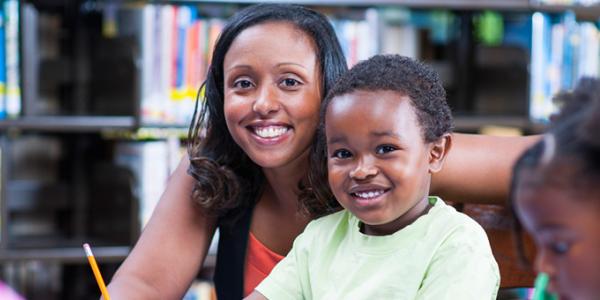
246, 55, 500, 299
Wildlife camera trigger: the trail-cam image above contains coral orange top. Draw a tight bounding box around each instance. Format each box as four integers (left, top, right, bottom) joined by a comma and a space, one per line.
244, 232, 285, 297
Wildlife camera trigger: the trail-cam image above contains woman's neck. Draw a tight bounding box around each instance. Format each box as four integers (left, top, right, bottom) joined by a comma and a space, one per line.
261, 149, 310, 211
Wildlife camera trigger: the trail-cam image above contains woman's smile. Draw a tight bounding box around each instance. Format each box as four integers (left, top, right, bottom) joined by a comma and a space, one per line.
223, 21, 321, 169
247, 123, 293, 145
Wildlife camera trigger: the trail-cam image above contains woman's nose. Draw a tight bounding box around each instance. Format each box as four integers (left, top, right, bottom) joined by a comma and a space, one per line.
252, 85, 280, 116
349, 158, 378, 180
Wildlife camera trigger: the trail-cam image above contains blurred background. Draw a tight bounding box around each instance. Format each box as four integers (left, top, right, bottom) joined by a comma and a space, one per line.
0, 0, 598, 299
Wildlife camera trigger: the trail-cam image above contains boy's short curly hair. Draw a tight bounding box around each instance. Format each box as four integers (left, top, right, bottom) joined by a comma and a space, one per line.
301, 55, 453, 218
324, 54, 453, 142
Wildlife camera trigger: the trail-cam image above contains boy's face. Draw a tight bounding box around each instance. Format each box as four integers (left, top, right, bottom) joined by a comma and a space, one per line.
325, 90, 448, 236
515, 167, 600, 300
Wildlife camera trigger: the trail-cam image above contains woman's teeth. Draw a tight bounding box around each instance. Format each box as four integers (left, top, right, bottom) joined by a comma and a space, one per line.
254, 126, 289, 138
353, 190, 385, 199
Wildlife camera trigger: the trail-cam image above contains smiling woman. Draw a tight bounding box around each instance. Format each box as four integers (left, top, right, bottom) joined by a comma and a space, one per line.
106, 4, 538, 300
223, 22, 321, 170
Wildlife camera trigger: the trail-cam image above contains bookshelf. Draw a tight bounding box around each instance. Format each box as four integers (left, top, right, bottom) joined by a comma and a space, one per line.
0, 0, 597, 299
0, 116, 137, 132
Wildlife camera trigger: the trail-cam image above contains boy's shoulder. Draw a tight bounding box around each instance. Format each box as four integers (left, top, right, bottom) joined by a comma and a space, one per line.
428, 198, 490, 243
305, 209, 350, 232
293, 209, 352, 247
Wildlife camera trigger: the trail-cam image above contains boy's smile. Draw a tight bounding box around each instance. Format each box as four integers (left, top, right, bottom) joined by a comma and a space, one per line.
325, 90, 444, 236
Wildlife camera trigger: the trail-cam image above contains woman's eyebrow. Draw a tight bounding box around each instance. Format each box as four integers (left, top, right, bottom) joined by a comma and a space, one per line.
225, 64, 252, 73
275, 62, 308, 70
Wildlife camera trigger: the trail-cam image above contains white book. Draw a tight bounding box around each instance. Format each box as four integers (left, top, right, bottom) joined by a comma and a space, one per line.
160, 5, 175, 124
5, 0, 20, 118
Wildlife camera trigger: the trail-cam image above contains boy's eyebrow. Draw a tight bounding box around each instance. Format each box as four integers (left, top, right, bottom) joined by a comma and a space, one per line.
327, 131, 405, 145
327, 135, 347, 145
371, 131, 404, 140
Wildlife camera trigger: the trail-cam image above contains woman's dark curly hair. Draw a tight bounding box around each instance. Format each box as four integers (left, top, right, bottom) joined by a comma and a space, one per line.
300, 54, 453, 218
187, 4, 347, 222
509, 77, 600, 264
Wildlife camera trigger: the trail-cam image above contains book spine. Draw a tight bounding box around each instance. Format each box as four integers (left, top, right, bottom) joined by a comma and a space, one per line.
4, 0, 19, 119
0, 4, 6, 120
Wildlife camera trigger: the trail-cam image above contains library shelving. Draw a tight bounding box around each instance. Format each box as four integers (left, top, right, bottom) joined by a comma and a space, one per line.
0, 0, 597, 299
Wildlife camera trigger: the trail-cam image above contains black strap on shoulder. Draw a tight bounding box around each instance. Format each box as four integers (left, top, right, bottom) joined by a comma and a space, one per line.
212, 204, 254, 300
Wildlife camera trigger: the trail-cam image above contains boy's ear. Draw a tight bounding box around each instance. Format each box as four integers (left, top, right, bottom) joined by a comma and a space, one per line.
428, 133, 452, 174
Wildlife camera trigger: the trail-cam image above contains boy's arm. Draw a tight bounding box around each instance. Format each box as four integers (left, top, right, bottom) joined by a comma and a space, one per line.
106, 157, 217, 299
431, 133, 540, 205
415, 223, 500, 300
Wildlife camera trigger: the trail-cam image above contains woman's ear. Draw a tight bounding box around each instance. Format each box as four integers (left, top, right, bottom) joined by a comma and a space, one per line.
428, 133, 452, 174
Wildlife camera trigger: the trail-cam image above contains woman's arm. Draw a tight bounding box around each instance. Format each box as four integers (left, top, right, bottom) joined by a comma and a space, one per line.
431, 133, 540, 205
106, 156, 217, 299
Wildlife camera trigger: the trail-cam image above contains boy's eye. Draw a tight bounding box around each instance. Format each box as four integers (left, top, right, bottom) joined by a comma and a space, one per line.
549, 241, 571, 255
332, 149, 352, 159
376, 145, 397, 154
233, 79, 254, 89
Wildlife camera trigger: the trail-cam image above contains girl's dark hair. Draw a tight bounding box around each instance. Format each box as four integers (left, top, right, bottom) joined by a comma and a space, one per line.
300, 55, 453, 218
187, 4, 347, 221
509, 77, 600, 264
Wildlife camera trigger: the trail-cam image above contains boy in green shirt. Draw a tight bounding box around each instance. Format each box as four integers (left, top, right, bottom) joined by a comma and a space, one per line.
246, 55, 499, 299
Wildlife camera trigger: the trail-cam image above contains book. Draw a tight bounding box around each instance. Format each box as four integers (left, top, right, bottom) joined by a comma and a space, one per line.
4, 0, 20, 118
0, 5, 6, 119
114, 140, 182, 230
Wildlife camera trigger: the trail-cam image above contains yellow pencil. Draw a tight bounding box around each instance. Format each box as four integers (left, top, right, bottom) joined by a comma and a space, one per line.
83, 243, 111, 300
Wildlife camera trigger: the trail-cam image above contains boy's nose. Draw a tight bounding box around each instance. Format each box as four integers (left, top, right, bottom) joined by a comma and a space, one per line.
349, 158, 378, 180
253, 85, 280, 116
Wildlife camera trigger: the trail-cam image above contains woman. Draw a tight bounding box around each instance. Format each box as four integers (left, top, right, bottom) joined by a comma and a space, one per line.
107, 4, 537, 299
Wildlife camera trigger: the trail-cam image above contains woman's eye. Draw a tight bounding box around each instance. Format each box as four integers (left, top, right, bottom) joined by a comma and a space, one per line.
280, 78, 301, 88
332, 149, 352, 159
376, 145, 397, 154
549, 241, 570, 255
233, 79, 253, 89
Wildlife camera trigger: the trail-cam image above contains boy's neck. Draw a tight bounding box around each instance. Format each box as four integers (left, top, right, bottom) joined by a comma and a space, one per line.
361, 195, 434, 236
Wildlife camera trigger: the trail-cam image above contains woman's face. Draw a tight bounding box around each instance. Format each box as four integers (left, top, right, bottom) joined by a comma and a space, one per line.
223, 22, 322, 170
515, 167, 600, 300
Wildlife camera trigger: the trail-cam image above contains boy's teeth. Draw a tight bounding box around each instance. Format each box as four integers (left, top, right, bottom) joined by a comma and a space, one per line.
354, 190, 384, 199
254, 126, 288, 138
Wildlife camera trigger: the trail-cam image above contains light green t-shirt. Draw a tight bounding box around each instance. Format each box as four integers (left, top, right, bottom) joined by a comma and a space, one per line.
256, 197, 499, 299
